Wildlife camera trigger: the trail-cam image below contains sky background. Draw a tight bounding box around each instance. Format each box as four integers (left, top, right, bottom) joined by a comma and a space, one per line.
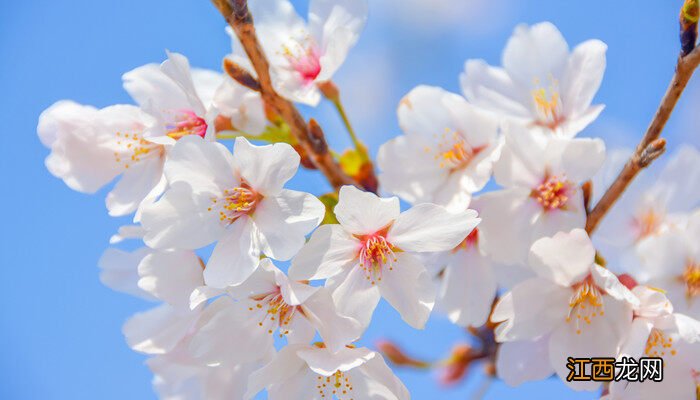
1, 0, 699, 399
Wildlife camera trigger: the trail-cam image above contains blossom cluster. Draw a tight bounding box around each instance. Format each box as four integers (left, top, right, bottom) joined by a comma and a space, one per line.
38, 0, 700, 399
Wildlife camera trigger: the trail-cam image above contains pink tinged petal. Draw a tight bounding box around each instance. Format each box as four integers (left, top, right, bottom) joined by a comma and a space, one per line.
496, 335, 554, 387
502, 22, 570, 88
558, 137, 606, 183
561, 39, 607, 117
137, 250, 204, 309
388, 205, 480, 253
297, 346, 375, 375
378, 253, 436, 329
439, 249, 497, 328
106, 155, 164, 217
253, 189, 325, 261
160, 51, 207, 116
332, 264, 382, 329
618, 317, 654, 360
141, 182, 227, 249
460, 59, 531, 119
98, 247, 155, 301
289, 224, 360, 281
301, 288, 363, 353
334, 185, 400, 235
204, 218, 259, 288
491, 278, 570, 342
631, 286, 673, 318
232, 137, 300, 195
356, 354, 410, 400
529, 229, 595, 287
163, 135, 238, 193
591, 265, 639, 307
244, 344, 308, 400
123, 303, 199, 355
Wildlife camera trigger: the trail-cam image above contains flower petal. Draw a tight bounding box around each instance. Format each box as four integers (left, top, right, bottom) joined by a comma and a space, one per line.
334, 185, 400, 235
137, 250, 204, 309
301, 288, 363, 352
528, 229, 595, 287
233, 137, 300, 195
332, 264, 382, 329
496, 335, 553, 387
289, 224, 360, 281
561, 39, 607, 117
379, 253, 436, 329
204, 218, 260, 288
123, 304, 199, 355
388, 205, 480, 253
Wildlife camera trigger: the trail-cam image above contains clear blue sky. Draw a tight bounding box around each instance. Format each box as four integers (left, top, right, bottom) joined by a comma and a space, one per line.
1, 0, 698, 399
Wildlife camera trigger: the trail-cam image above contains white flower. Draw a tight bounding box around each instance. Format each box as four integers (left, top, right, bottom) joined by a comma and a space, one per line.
491, 229, 638, 390
121, 249, 206, 355
636, 210, 700, 318
246, 0, 368, 105
604, 286, 700, 400
477, 128, 605, 264
290, 185, 480, 329
187, 259, 363, 366
377, 85, 502, 210
461, 21, 606, 137
213, 74, 267, 136
245, 344, 409, 400
37, 52, 255, 217
141, 136, 325, 288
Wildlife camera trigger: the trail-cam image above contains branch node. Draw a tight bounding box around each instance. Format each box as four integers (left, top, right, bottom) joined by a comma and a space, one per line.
639, 138, 667, 167
307, 118, 329, 155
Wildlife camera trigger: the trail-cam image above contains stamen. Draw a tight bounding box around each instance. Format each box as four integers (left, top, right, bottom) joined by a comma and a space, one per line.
681, 261, 700, 299
531, 76, 565, 130
427, 128, 484, 171
209, 186, 258, 225
566, 280, 605, 335
316, 370, 354, 399
113, 130, 163, 169
633, 208, 662, 241
249, 292, 299, 338
358, 234, 398, 285
645, 328, 675, 358
531, 175, 574, 211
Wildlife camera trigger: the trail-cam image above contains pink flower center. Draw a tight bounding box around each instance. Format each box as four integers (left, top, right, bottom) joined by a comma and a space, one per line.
452, 228, 479, 253
531, 175, 574, 211
208, 185, 259, 225
249, 289, 299, 337
430, 129, 485, 171
357, 233, 397, 285
566, 278, 605, 335
284, 44, 322, 84
166, 110, 208, 140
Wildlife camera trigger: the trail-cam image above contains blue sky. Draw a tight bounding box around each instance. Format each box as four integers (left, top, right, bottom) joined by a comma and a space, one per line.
1, 0, 698, 399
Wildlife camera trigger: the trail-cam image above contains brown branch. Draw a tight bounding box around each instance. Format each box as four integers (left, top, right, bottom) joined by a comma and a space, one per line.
211, 0, 357, 192
585, 45, 700, 234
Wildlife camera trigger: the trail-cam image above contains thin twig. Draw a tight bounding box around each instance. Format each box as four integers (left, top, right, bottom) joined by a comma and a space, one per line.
586, 45, 700, 234
211, 0, 356, 191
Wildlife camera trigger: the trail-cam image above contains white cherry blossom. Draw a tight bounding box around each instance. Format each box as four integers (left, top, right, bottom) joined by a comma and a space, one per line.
290, 185, 480, 329
245, 344, 409, 400
141, 136, 325, 288
247, 0, 368, 105
477, 127, 605, 264
377, 85, 502, 210
491, 229, 638, 390
187, 259, 363, 366
461, 21, 606, 137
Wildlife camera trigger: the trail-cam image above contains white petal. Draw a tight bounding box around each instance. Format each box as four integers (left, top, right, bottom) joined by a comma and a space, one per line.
137, 250, 204, 309
233, 137, 300, 195
460, 60, 530, 119
618, 317, 654, 359
253, 189, 325, 261
191, 67, 223, 109
332, 264, 382, 329
297, 346, 374, 375
673, 313, 700, 343
496, 336, 554, 386
163, 135, 238, 193
213, 78, 267, 136
123, 304, 199, 354
388, 205, 480, 253
528, 229, 595, 286
245, 344, 307, 400
122, 63, 191, 111
289, 224, 360, 280
106, 155, 164, 217
379, 253, 436, 329
204, 218, 260, 288
591, 265, 639, 307
160, 51, 207, 115
109, 225, 146, 244
334, 185, 400, 235
98, 247, 155, 301
357, 354, 410, 400
502, 22, 569, 88
301, 288, 363, 352
561, 39, 607, 117
558, 137, 606, 183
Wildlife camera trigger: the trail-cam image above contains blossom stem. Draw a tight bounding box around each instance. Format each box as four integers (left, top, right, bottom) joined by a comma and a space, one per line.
586, 44, 700, 234
210, 0, 357, 192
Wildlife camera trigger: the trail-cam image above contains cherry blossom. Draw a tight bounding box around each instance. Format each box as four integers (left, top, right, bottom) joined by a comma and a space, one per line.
491, 229, 638, 390
246, 0, 368, 105
140, 136, 325, 288
245, 344, 409, 400
377, 85, 502, 210
477, 127, 605, 264
290, 185, 480, 329
461, 21, 606, 137
187, 259, 363, 366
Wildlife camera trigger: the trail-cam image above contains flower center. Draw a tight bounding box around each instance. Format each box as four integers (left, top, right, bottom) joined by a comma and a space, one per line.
208, 185, 259, 225
452, 228, 479, 253
531, 77, 565, 130
566, 280, 605, 335
645, 328, 676, 358
429, 129, 484, 171
358, 234, 397, 285
283, 42, 321, 84
681, 261, 700, 299
632, 208, 662, 241
316, 370, 354, 399
165, 110, 208, 140
113, 130, 163, 170
531, 175, 574, 211
248, 291, 299, 337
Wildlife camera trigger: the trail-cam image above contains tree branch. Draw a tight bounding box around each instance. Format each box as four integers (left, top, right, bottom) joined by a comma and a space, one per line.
211, 0, 357, 192
585, 45, 700, 234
